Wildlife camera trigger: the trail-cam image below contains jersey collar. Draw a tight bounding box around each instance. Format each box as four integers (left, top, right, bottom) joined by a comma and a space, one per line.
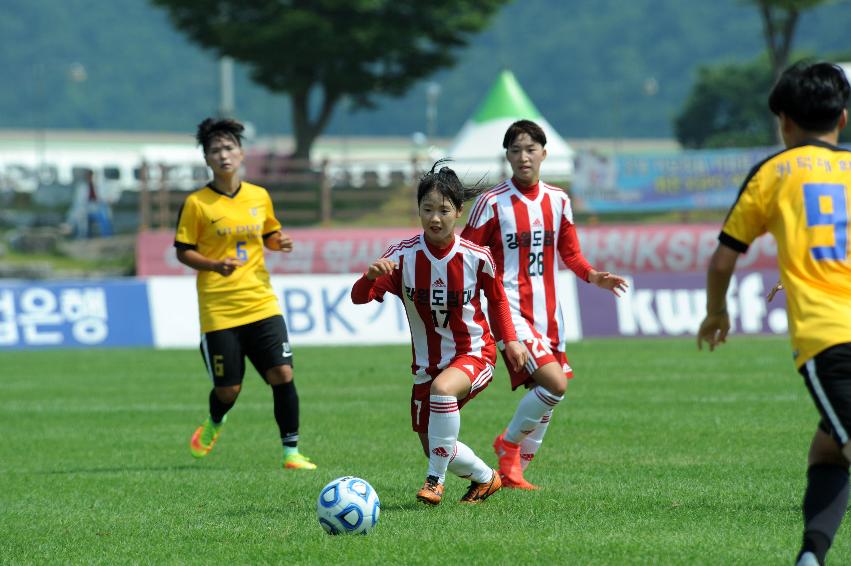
207, 182, 243, 198
419, 233, 459, 264
796, 138, 842, 151
507, 177, 544, 204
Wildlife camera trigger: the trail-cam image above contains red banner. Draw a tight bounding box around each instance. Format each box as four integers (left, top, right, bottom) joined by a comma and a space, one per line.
136, 224, 777, 276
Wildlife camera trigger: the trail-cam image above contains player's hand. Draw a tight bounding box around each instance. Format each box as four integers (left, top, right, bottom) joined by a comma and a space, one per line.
697, 311, 730, 352
366, 258, 397, 280
504, 340, 528, 372
214, 256, 244, 276
767, 281, 783, 303
266, 230, 294, 253
588, 270, 629, 297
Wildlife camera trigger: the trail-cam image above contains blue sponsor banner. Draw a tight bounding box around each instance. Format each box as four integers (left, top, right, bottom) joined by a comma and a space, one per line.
0, 279, 153, 349
572, 147, 778, 213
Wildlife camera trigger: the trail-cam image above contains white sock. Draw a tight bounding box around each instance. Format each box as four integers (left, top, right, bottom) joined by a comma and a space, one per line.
505, 386, 562, 445
520, 410, 552, 471
427, 395, 459, 484
448, 440, 492, 483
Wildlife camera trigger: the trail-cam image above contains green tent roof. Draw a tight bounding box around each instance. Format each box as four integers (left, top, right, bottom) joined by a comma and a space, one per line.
472, 70, 542, 124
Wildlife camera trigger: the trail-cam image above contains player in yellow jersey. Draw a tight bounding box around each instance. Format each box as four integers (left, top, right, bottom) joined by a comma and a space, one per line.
697, 61, 850, 566
175, 117, 315, 471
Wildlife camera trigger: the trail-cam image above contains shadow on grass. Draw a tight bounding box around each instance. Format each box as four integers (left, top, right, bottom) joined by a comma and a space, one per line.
378, 501, 429, 511
36, 464, 215, 475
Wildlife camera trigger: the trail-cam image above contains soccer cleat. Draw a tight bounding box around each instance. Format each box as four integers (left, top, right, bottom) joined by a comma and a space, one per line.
501, 473, 539, 490
493, 431, 537, 489
190, 415, 226, 458
416, 475, 444, 505
460, 469, 502, 503
795, 551, 819, 566
283, 452, 317, 470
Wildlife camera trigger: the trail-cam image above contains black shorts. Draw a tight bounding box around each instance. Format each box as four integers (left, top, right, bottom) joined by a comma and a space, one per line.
199, 314, 293, 387
799, 343, 851, 446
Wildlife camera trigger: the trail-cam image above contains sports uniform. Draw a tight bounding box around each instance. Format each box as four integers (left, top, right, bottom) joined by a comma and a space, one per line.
462, 178, 593, 389
719, 140, 851, 442
351, 233, 517, 431
461, 177, 600, 486
352, 231, 515, 504
175, 182, 292, 385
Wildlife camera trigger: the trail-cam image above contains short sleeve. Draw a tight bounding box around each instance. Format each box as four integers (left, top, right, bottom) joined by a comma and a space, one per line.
175, 196, 201, 247
720, 171, 768, 253
263, 190, 282, 234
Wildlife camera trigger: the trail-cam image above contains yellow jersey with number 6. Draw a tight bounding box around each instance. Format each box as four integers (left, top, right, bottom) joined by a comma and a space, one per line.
720, 140, 851, 368
175, 182, 282, 333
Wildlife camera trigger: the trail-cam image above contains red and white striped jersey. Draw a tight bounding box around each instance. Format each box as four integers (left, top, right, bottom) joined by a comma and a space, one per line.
351, 234, 516, 379
461, 179, 593, 351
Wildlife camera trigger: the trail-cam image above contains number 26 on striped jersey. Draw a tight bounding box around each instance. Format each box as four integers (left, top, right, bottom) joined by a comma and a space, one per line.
803, 183, 848, 261
528, 251, 545, 276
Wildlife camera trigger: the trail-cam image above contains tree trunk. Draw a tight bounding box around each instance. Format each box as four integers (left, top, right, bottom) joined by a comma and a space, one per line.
758, 1, 800, 145
758, 2, 799, 82
290, 87, 340, 161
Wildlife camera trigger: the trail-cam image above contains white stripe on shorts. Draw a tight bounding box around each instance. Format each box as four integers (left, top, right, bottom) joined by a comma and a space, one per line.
200, 334, 215, 384
805, 358, 849, 445
470, 365, 493, 393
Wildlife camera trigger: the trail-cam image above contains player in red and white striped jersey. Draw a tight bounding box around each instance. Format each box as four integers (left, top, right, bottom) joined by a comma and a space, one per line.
462, 120, 628, 489
352, 161, 527, 505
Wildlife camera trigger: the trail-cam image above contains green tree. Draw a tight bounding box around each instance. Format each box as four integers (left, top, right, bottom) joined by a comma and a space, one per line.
673, 58, 776, 149
150, 0, 507, 158
746, 0, 831, 81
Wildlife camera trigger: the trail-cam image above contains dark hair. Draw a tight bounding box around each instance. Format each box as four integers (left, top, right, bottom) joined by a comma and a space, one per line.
196, 117, 245, 153
502, 119, 547, 149
768, 61, 850, 133
417, 159, 485, 210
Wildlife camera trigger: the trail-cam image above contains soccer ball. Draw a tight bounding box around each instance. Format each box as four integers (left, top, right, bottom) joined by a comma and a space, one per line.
316, 476, 380, 535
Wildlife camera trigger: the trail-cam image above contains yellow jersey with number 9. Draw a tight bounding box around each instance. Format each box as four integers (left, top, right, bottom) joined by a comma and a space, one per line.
175, 182, 282, 333
720, 140, 851, 368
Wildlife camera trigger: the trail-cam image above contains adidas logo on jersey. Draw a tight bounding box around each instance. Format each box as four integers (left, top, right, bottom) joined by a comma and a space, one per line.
532, 218, 543, 227
432, 278, 446, 288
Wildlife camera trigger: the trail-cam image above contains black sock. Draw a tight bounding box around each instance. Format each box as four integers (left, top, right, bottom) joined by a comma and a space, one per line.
272, 381, 299, 447
799, 463, 850, 565
209, 389, 234, 424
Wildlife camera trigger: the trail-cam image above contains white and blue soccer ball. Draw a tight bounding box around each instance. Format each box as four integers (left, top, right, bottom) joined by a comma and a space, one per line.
317, 476, 380, 535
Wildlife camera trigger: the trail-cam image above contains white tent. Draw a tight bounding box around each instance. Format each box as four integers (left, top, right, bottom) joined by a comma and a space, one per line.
445, 70, 574, 184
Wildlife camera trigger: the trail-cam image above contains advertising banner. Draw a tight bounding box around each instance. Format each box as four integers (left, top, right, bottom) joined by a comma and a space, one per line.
0, 279, 153, 349
146, 273, 582, 348
577, 270, 786, 339
577, 224, 777, 273
572, 147, 777, 213
137, 228, 419, 276
138, 225, 778, 276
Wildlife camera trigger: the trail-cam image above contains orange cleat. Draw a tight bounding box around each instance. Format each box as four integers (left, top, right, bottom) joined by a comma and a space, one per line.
494, 432, 538, 489
460, 469, 502, 503
416, 475, 444, 505
501, 473, 539, 490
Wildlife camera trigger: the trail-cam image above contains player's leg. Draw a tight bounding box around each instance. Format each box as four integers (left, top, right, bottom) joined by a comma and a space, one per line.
191, 327, 245, 458
797, 344, 851, 566
518, 351, 571, 469
245, 315, 315, 470
495, 336, 566, 488
448, 359, 501, 503
415, 367, 470, 505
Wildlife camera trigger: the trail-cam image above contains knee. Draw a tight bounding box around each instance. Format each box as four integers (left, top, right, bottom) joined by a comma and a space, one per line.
429, 380, 458, 397
266, 364, 293, 385
809, 429, 850, 468
215, 385, 240, 404
540, 378, 566, 398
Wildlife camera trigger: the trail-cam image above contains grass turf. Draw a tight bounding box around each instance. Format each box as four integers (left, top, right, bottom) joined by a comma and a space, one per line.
2, 337, 845, 564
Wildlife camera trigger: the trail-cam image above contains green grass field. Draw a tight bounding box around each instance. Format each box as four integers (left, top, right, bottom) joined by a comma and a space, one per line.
2, 337, 846, 565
